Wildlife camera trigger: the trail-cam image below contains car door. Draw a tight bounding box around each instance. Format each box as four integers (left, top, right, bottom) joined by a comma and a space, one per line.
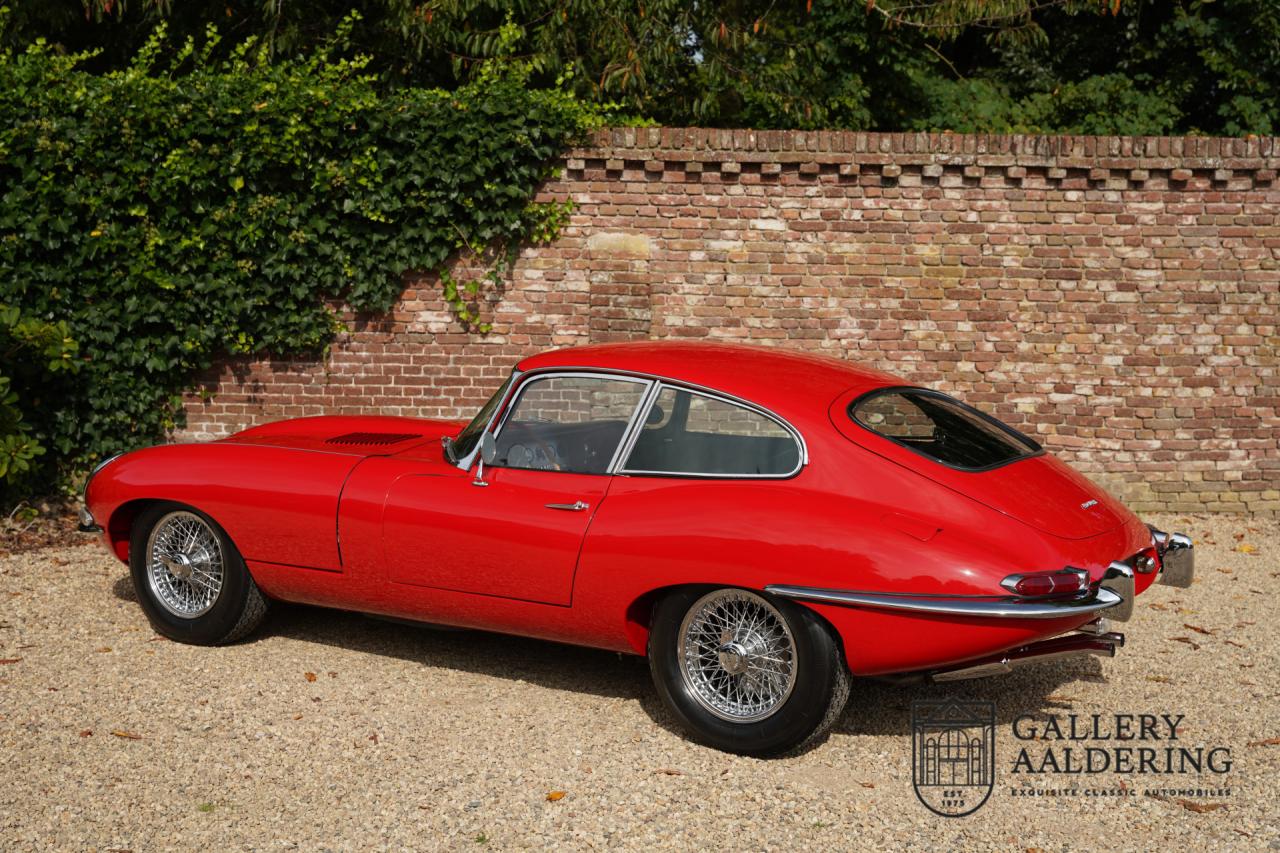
383, 372, 651, 606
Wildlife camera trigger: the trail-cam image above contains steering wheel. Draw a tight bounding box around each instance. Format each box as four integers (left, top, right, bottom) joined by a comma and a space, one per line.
508, 439, 563, 471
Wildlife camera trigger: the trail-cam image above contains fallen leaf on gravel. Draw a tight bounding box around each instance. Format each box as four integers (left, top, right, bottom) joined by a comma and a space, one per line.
1147, 602, 1168, 611
110, 730, 142, 740
1234, 543, 1256, 554
1171, 637, 1200, 650
96, 646, 112, 653
0, 658, 21, 664
860, 781, 876, 788
1145, 675, 1172, 683
79, 730, 92, 737
1046, 694, 1077, 702
1224, 640, 1246, 648
1247, 737, 1280, 747
1216, 568, 1233, 574
1236, 620, 1255, 627
147, 637, 166, 642
1184, 624, 1214, 635
1176, 607, 1197, 615
545, 791, 566, 802
328, 671, 337, 678
368, 733, 379, 744
655, 768, 682, 775
292, 713, 303, 720
1177, 799, 1228, 813
304, 672, 317, 682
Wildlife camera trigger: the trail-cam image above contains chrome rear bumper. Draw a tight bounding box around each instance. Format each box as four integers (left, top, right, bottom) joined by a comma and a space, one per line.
1149, 527, 1195, 588
931, 625, 1125, 682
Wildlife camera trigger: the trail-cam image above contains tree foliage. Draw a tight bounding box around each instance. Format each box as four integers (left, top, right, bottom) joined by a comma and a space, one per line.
0, 304, 78, 496
0, 12, 598, 490
8, 0, 1279, 135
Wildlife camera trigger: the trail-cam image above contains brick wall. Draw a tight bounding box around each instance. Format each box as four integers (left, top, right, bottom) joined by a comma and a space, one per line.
181, 129, 1280, 515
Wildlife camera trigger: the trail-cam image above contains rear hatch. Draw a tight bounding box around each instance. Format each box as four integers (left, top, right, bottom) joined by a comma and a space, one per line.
830, 388, 1126, 540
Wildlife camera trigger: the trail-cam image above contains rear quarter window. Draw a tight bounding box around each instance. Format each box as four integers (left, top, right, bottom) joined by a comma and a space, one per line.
624, 387, 802, 477
850, 388, 1040, 471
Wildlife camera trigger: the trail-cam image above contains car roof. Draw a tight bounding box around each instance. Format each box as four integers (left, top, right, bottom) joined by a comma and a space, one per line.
515, 341, 902, 420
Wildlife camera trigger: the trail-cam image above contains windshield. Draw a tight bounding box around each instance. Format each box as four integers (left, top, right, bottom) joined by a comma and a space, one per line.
850, 388, 1040, 471
450, 373, 517, 462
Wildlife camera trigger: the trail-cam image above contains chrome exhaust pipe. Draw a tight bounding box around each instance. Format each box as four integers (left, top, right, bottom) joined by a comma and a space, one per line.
931, 630, 1125, 683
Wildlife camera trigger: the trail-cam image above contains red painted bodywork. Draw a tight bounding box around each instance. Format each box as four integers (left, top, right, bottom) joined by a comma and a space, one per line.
86, 342, 1156, 676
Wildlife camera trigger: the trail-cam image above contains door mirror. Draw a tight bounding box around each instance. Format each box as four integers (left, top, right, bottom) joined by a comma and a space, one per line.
473, 432, 496, 488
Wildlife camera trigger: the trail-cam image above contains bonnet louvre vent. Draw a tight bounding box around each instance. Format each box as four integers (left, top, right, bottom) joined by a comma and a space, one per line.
325, 431, 421, 446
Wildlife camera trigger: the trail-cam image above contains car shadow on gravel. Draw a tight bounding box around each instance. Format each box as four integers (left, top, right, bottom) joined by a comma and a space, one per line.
835, 659, 1108, 739
111, 573, 690, 734
110, 572, 1112, 753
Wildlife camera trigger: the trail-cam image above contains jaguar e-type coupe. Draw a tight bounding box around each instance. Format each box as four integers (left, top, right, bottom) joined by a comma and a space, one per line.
82, 342, 1194, 754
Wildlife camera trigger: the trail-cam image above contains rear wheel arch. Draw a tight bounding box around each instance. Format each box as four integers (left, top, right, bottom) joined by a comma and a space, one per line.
645, 584, 852, 755
624, 583, 848, 665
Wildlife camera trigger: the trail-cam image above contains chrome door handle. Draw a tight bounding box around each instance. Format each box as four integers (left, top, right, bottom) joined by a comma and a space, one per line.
545, 500, 590, 512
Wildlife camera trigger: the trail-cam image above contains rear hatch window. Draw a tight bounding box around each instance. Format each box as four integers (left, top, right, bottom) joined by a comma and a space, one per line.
850, 388, 1040, 471
838, 386, 1124, 539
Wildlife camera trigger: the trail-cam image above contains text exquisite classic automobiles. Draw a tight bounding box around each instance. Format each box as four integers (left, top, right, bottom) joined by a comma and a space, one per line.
82, 342, 1194, 754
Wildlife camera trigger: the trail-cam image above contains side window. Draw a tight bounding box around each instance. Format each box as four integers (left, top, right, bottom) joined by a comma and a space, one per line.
623, 387, 801, 477
494, 376, 646, 474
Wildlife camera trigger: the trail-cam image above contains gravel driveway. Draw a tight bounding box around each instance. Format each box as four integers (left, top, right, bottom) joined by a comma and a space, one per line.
1, 513, 1277, 851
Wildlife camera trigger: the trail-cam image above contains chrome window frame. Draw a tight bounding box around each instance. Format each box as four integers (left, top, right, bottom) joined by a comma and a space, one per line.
453, 369, 523, 471
452, 365, 809, 480
464, 370, 656, 476
616, 382, 807, 480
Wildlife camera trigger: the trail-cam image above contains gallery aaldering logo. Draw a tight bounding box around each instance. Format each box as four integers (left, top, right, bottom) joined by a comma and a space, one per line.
911, 698, 996, 817
910, 700, 1234, 817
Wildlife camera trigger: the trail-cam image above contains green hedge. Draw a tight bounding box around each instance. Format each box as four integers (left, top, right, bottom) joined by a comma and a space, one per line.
0, 15, 596, 496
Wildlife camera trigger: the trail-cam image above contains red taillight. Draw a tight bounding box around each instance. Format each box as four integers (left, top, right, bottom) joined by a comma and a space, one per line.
1002, 569, 1089, 598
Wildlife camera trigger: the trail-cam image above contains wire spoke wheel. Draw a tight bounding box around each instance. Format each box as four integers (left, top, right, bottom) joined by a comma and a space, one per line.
145, 511, 224, 618
678, 589, 797, 723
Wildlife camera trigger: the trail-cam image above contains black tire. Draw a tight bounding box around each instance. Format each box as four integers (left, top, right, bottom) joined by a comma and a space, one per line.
129, 501, 269, 645
649, 586, 851, 756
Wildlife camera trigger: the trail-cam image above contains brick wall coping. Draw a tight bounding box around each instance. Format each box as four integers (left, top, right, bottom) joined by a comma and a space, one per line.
575, 127, 1280, 173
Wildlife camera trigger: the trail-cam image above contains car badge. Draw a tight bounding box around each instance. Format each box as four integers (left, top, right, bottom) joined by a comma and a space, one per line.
1080, 499, 1099, 509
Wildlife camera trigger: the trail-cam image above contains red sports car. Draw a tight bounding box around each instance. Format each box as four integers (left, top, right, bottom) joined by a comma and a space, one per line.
82, 342, 1193, 754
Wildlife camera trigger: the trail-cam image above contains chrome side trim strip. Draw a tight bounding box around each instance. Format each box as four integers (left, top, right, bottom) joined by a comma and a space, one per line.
763, 584, 1124, 619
